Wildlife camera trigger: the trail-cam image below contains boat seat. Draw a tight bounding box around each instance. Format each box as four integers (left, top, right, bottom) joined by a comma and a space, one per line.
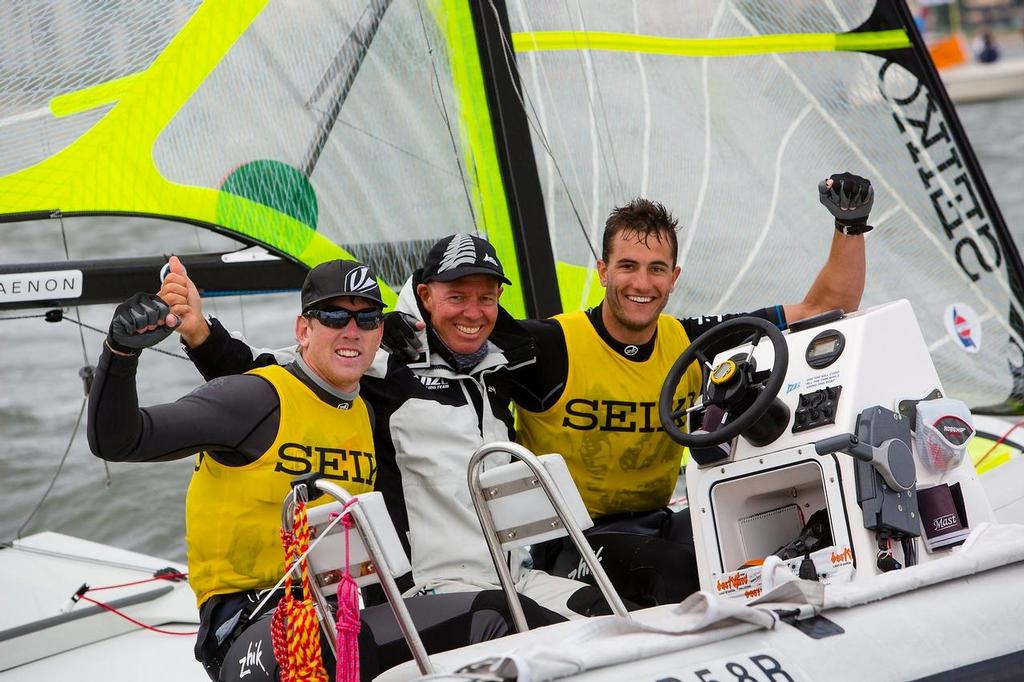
283, 479, 432, 675
467, 441, 631, 631
304, 491, 410, 593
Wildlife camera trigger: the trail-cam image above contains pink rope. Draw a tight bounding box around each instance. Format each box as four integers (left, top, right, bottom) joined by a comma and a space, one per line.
334, 499, 361, 682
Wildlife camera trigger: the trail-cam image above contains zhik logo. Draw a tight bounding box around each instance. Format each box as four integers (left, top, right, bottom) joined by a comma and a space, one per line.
238, 639, 267, 678
786, 381, 801, 394
418, 376, 450, 390
567, 545, 604, 581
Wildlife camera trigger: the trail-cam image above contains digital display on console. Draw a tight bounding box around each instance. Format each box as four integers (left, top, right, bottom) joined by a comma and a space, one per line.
809, 336, 838, 358
805, 329, 845, 369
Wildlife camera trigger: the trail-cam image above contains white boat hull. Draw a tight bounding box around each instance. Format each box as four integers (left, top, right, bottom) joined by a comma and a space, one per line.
0, 532, 204, 680
942, 59, 1024, 103
377, 525, 1024, 681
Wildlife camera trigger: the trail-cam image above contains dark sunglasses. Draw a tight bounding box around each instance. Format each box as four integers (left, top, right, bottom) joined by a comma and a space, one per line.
304, 306, 384, 330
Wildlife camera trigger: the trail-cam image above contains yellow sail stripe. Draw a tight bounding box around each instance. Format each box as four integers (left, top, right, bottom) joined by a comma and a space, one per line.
49, 73, 142, 118
512, 30, 910, 57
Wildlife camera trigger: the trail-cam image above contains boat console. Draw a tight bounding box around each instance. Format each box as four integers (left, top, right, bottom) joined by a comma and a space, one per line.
661, 299, 995, 599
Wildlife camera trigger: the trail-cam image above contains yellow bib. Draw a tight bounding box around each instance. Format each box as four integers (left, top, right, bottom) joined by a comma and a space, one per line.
517, 311, 701, 517
185, 364, 375, 606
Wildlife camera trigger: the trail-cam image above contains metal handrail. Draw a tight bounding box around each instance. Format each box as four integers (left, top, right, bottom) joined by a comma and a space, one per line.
467, 441, 631, 632
282, 480, 434, 675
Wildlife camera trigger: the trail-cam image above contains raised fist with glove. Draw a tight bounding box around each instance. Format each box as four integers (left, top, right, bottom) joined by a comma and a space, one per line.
106, 293, 179, 355
819, 172, 874, 236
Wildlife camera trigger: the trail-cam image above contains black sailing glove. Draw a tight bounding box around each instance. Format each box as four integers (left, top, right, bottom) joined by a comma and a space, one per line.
107, 293, 178, 353
818, 172, 874, 235
381, 311, 424, 362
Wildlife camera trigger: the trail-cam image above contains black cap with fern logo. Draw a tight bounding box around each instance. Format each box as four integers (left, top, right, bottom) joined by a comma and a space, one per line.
301, 259, 385, 311
420, 234, 511, 285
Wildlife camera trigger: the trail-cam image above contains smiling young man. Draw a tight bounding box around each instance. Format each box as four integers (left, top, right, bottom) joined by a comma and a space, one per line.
511, 173, 873, 606
88, 259, 388, 678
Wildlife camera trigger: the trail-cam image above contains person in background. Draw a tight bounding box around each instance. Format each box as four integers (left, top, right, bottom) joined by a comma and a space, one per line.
976, 32, 1000, 63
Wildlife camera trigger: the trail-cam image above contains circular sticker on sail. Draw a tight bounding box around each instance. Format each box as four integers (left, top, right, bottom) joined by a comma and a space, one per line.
944, 303, 981, 354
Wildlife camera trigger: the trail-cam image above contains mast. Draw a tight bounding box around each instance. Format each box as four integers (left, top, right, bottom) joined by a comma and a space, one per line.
467, 0, 561, 318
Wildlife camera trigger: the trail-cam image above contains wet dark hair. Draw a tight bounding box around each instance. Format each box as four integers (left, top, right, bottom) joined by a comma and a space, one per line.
601, 198, 679, 264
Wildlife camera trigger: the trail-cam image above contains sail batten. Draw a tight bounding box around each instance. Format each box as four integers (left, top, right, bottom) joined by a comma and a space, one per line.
511, 30, 910, 56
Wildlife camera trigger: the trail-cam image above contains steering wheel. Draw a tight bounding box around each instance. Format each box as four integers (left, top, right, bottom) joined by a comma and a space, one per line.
658, 317, 789, 448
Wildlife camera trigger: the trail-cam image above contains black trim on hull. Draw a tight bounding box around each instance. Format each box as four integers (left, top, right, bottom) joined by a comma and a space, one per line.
913, 649, 1024, 682
0, 585, 174, 641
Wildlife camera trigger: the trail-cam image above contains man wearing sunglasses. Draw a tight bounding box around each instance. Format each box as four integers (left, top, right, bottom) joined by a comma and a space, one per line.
87, 259, 536, 681
161, 237, 622, 626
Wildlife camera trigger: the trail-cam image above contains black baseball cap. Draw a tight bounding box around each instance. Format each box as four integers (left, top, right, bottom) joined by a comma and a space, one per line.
301, 259, 385, 311
421, 234, 511, 285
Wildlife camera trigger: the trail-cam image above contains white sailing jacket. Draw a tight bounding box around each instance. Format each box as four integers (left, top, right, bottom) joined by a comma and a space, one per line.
365, 280, 533, 592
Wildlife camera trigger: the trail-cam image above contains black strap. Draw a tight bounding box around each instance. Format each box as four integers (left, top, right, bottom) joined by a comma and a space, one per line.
836, 221, 874, 236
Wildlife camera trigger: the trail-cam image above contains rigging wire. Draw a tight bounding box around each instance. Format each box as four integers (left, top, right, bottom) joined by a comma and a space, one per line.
301, 0, 392, 177
13, 395, 87, 540
483, 0, 598, 260
975, 419, 1024, 469
509, 0, 594, 253
8, 213, 187, 541
567, 0, 626, 200
57, 212, 90, 368
484, 0, 598, 261
56, 211, 112, 487
60, 313, 189, 361
414, 0, 479, 233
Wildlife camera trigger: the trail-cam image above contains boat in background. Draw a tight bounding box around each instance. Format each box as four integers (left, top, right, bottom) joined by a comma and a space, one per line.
942, 58, 1024, 102
928, 33, 1024, 103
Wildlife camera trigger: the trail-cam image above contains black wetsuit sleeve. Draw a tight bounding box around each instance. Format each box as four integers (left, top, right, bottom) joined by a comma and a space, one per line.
508, 318, 569, 412
679, 306, 787, 357
186, 317, 283, 381
87, 345, 280, 464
